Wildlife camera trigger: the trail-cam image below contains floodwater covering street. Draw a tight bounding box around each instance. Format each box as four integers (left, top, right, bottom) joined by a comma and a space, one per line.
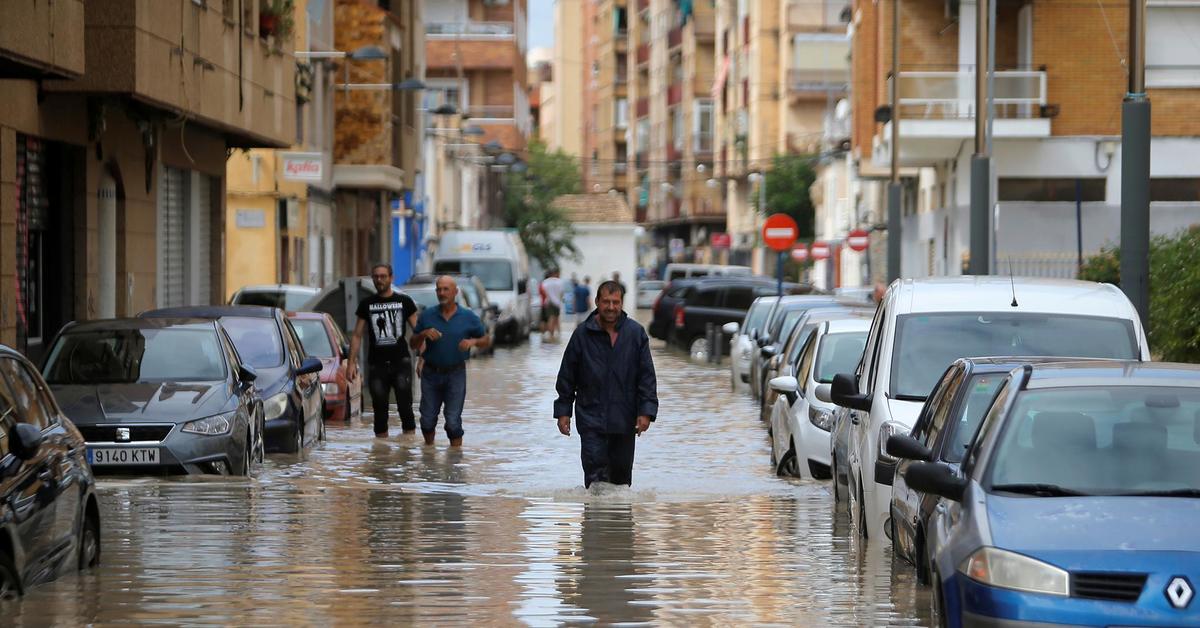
1, 323, 929, 626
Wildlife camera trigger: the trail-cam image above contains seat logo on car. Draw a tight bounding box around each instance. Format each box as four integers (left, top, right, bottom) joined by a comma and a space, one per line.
116, 427, 131, 442
1166, 576, 1194, 609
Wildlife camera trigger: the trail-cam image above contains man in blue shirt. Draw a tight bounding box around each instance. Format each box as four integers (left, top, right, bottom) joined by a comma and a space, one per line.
573, 276, 592, 325
410, 276, 491, 446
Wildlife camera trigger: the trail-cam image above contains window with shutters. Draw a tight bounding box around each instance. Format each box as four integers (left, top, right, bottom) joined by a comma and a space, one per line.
158, 167, 188, 308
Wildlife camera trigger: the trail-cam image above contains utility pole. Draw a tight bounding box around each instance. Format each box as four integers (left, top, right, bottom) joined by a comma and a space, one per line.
968, 0, 991, 275
886, 0, 902, 282
1121, 0, 1151, 326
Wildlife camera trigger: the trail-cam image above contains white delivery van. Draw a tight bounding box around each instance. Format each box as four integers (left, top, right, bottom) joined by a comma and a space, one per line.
434, 230, 532, 343
663, 263, 752, 281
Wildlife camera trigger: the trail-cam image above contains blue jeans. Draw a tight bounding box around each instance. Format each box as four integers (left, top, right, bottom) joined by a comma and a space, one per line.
419, 367, 467, 439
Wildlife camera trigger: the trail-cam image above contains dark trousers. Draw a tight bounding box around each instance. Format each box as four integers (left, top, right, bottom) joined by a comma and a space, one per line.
367, 359, 415, 434
579, 431, 637, 488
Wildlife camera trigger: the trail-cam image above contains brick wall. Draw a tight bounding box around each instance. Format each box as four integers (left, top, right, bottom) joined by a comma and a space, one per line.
334, 0, 391, 165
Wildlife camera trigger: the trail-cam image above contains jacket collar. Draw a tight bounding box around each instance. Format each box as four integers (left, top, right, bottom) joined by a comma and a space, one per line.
583, 310, 628, 333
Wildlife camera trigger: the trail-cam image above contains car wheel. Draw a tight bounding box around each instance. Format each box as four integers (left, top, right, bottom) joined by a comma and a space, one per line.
236, 430, 252, 476
0, 552, 19, 600
930, 568, 947, 627
282, 417, 303, 454
916, 532, 931, 585
832, 454, 843, 502
255, 411, 266, 463
78, 508, 100, 570
777, 441, 800, 477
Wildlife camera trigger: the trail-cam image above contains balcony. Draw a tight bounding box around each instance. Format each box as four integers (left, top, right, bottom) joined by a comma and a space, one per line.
787, 68, 850, 98
694, 132, 715, 158
426, 22, 515, 38
461, 105, 516, 121
788, 0, 850, 33
667, 82, 683, 106
636, 97, 649, 118
877, 69, 1051, 166
668, 27, 683, 50
693, 10, 716, 42
636, 43, 650, 65
0, 0, 84, 79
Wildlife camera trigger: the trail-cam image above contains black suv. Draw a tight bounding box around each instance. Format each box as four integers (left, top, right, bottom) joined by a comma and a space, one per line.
666, 278, 813, 354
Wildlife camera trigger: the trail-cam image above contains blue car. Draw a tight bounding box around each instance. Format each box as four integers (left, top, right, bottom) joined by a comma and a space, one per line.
903, 361, 1200, 627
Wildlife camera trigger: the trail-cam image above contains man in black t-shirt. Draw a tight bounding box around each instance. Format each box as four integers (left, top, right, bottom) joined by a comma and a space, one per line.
348, 263, 419, 436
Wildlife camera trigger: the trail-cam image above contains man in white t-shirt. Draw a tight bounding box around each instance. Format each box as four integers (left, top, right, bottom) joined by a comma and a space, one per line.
541, 269, 565, 341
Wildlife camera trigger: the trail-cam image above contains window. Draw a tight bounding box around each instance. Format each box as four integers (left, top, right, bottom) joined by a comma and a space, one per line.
913, 366, 961, 443
0, 358, 52, 430
44, 329, 228, 384
0, 376, 14, 458
220, 317, 285, 368
1147, 1, 1200, 87
1150, 178, 1200, 202
723, 286, 756, 310
672, 108, 684, 151
616, 99, 629, 129
689, 288, 720, 307
813, 331, 868, 384
998, 178, 1106, 202
292, 319, 336, 358
943, 373, 1006, 463
694, 100, 715, 152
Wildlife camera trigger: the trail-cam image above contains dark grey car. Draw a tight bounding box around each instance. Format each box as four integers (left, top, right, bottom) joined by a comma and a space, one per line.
42, 318, 265, 475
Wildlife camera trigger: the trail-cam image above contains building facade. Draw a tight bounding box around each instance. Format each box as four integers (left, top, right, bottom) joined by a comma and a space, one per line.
548, 0, 585, 157
0, 0, 295, 359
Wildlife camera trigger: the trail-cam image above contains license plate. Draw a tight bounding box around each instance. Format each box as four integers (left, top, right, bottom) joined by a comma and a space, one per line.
87, 447, 160, 466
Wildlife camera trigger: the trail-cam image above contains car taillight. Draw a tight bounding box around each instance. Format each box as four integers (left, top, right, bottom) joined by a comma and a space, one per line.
674, 305, 685, 328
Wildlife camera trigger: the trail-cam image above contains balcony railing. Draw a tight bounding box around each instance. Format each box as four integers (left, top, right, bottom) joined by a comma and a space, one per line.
636, 43, 650, 65
636, 97, 649, 118
668, 27, 683, 49
788, 69, 850, 94
888, 70, 1047, 119
461, 105, 516, 120
788, 0, 850, 32
667, 82, 683, 105
426, 22, 515, 37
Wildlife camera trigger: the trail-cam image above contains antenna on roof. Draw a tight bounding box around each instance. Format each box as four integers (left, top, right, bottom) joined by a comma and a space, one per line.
1008, 257, 1019, 308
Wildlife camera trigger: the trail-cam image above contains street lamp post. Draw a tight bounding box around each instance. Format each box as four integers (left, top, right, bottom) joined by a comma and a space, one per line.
968, 0, 992, 275
1121, 0, 1151, 326
887, 0, 902, 283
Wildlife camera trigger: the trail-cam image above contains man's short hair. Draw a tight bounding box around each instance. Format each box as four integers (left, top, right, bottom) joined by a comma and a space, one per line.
596, 280, 625, 299
371, 263, 393, 277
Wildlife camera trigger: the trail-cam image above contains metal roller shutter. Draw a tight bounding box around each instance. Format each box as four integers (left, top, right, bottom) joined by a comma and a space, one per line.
158, 167, 186, 308
192, 173, 212, 305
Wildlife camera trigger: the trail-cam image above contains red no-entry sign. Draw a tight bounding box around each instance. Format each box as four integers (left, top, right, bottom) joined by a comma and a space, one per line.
811, 241, 831, 260
762, 214, 799, 252
791, 244, 809, 262
847, 228, 870, 252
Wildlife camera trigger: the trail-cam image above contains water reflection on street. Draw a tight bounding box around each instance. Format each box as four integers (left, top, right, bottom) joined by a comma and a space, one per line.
3, 321, 929, 626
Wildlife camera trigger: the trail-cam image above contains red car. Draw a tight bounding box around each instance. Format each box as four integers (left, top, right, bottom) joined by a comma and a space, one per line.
287, 311, 362, 422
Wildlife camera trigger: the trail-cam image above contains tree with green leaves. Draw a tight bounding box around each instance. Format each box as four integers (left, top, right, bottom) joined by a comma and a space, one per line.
757, 154, 817, 239
502, 141, 581, 269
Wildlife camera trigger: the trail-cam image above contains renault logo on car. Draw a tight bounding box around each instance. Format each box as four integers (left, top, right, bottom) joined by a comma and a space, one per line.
115, 427, 131, 442
1166, 576, 1194, 609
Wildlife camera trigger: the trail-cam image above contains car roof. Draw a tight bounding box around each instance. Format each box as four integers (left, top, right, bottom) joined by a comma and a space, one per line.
824, 317, 873, 333
141, 305, 278, 319
235, 284, 319, 294
1023, 360, 1200, 389
286, 311, 329, 321
888, 276, 1137, 319
65, 317, 219, 332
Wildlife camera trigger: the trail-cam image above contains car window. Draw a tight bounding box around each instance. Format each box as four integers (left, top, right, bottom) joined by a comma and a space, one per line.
219, 316, 284, 368
912, 366, 959, 443
0, 376, 16, 458
754, 286, 779, 297
942, 373, 1006, 462
284, 291, 316, 311
964, 379, 1011, 477
666, 284, 690, 298
862, 302, 889, 394
787, 322, 818, 365
433, 260, 513, 291
291, 319, 336, 358
923, 367, 966, 447
311, 288, 346, 331
690, 287, 720, 308
723, 286, 756, 310
1, 358, 53, 430
668, 270, 686, 281
281, 319, 305, 367
795, 331, 819, 389
745, 300, 772, 334
813, 331, 869, 385
44, 328, 228, 384
233, 291, 285, 308
219, 329, 243, 373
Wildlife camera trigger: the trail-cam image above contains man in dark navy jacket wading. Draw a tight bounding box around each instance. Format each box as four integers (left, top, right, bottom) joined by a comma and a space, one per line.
554, 281, 658, 487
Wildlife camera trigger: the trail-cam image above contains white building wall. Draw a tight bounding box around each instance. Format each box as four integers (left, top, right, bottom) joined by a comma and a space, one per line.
557, 223, 640, 313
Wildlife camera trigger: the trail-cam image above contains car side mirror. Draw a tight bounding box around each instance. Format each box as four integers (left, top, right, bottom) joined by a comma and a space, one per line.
10, 423, 44, 461
814, 383, 833, 404
297, 357, 323, 376
760, 345, 777, 359
831, 373, 872, 412
238, 364, 259, 384
722, 322, 739, 335
340, 343, 351, 357
887, 434, 933, 462
904, 462, 967, 502
769, 375, 800, 405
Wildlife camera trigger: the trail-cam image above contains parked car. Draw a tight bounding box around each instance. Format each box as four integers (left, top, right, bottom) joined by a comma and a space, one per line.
648, 278, 704, 341
663, 263, 752, 281
302, 277, 391, 339
831, 277, 1150, 542
768, 316, 870, 479
287, 312, 362, 422
670, 277, 813, 355
902, 361, 1200, 627
722, 296, 779, 390
636, 280, 664, 309
886, 356, 1077, 582
405, 273, 498, 354
0, 344, 101, 598
43, 318, 265, 476
141, 306, 325, 454
230, 284, 320, 310
749, 295, 842, 402
759, 305, 870, 422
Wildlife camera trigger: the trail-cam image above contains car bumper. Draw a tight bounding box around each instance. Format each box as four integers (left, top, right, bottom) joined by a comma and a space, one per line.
85, 431, 242, 475
794, 417, 832, 480
953, 573, 1200, 628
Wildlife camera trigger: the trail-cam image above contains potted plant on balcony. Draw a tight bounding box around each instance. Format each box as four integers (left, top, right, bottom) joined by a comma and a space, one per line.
259, 0, 294, 45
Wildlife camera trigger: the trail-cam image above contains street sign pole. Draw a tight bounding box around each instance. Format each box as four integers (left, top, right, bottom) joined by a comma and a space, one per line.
762, 213, 800, 296
1121, 0, 1150, 327
777, 251, 785, 296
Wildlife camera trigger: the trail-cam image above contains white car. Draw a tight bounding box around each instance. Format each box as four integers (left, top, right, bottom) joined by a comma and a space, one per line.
723, 296, 778, 391
768, 317, 870, 479
831, 277, 1150, 542
636, 280, 665, 309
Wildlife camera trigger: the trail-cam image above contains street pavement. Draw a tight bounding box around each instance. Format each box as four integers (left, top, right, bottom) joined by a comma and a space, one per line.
0, 319, 930, 625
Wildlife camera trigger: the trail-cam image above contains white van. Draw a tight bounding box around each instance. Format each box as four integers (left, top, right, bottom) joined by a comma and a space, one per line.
827, 277, 1150, 542
433, 230, 532, 343
663, 263, 752, 282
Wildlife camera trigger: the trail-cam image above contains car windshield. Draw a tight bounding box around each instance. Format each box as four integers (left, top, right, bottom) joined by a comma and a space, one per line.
434, 260, 513, 292
889, 313, 1138, 399
987, 386, 1200, 495
407, 288, 439, 310
44, 329, 226, 384
943, 373, 1006, 462
775, 309, 809, 345
745, 300, 774, 334
219, 317, 283, 368
814, 332, 868, 383
291, 319, 335, 358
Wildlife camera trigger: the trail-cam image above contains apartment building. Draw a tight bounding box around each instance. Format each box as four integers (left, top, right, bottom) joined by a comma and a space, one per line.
626, 0, 719, 271
713, 0, 851, 273
548, 0, 585, 156
333, 0, 425, 280
582, 0, 631, 198
0, 0, 295, 359
854, 0, 1200, 278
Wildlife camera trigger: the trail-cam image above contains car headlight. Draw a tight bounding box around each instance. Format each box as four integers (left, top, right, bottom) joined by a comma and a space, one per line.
959, 547, 1068, 596
809, 406, 833, 431
878, 421, 904, 463
182, 412, 234, 436
263, 392, 289, 421
322, 382, 338, 396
